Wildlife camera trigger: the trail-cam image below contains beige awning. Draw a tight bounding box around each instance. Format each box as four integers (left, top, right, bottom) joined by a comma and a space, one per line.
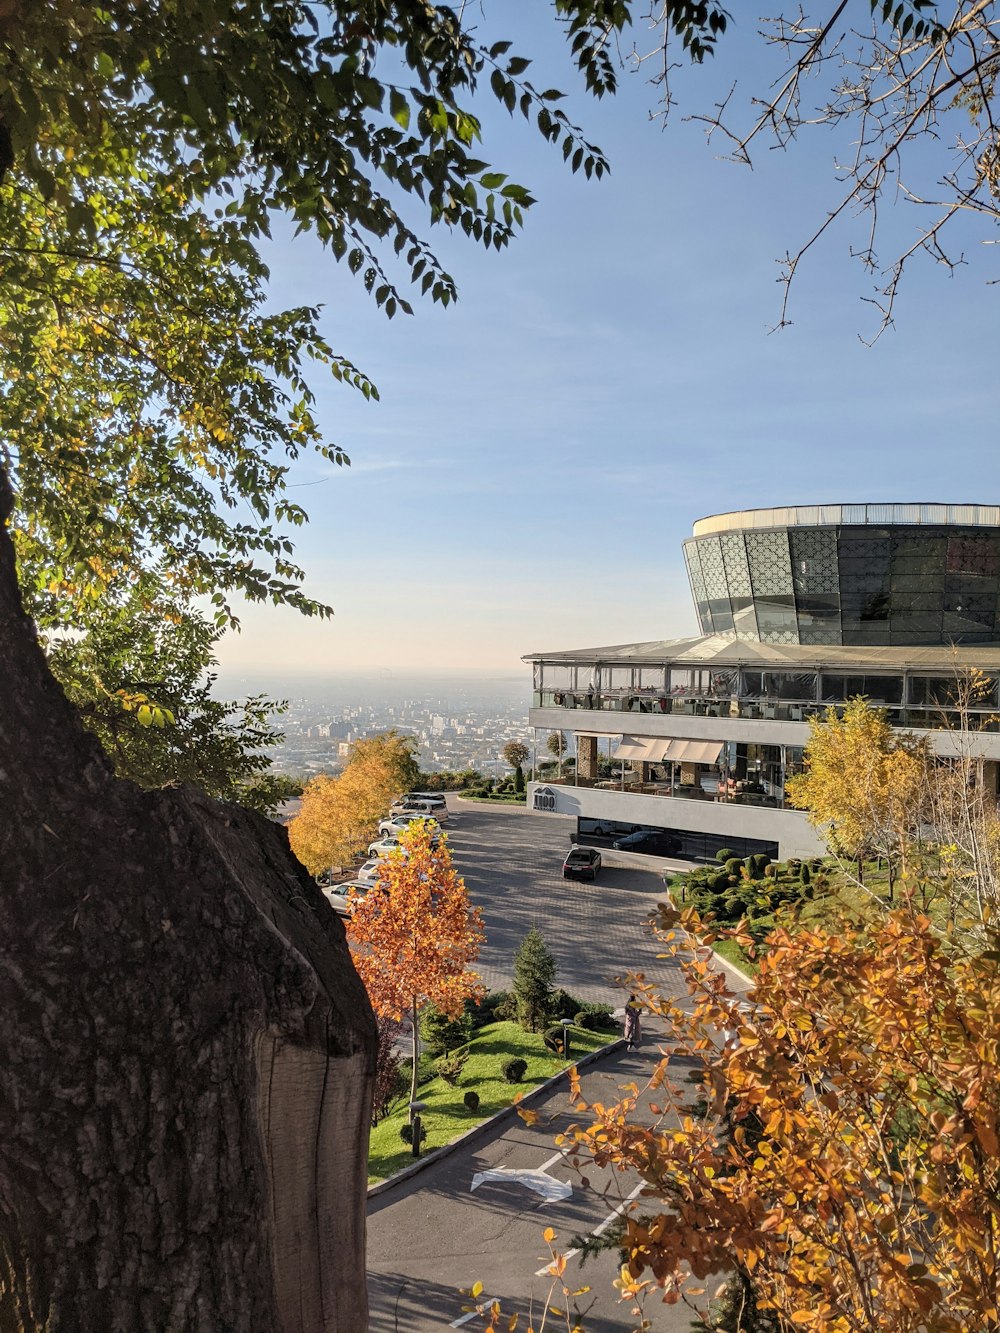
644, 737, 679, 762
660, 738, 724, 765
612, 735, 656, 760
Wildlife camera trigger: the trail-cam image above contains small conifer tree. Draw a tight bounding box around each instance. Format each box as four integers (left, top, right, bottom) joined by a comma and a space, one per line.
513, 927, 557, 1032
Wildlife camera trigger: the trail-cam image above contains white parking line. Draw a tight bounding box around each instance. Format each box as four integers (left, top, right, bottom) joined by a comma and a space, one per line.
593, 1181, 645, 1235
534, 1181, 645, 1276
538, 1146, 569, 1172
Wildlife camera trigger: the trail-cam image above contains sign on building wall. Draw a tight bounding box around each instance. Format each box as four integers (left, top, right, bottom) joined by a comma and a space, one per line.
532, 785, 558, 813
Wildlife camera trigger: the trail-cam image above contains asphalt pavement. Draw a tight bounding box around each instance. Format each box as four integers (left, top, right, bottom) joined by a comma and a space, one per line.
366, 799, 735, 1332
367, 1036, 702, 1333
442, 798, 687, 1006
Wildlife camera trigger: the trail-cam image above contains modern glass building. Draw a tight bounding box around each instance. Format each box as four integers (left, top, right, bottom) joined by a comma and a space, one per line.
683, 504, 1000, 645
525, 506, 1000, 861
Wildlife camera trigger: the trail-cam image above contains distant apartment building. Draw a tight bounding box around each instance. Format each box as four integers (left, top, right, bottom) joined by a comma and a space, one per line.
525, 504, 1000, 861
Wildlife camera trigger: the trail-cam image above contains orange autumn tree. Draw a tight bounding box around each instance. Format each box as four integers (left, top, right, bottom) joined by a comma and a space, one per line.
542, 903, 1000, 1333
348, 820, 484, 1118
289, 729, 419, 874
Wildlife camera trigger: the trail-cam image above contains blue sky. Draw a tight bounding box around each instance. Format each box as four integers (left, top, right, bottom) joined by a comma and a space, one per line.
214, 7, 1000, 685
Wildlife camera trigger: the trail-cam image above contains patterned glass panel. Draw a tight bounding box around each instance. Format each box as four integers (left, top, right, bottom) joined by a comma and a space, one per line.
790, 529, 839, 593
719, 533, 756, 638
746, 530, 794, 598
746, 530, 796, 640
693, 536, 734, 634
790, 527, 841, 643
683, 541, 712, 634
720, 533, 752, 596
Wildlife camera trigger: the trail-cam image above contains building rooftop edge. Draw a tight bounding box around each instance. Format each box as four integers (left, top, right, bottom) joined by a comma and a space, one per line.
691, 503, 1000, 537
522, 634, 1000, 668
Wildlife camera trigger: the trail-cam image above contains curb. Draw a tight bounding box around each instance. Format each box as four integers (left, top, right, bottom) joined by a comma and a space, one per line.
663, 892, 756, 988
367, 1035, 625, 1199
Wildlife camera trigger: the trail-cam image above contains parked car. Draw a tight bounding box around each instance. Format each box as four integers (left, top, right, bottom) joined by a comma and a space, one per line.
378, 814, 440, 839
611, 829, 682, 856
563, 846, 602, 881
368, 836, 402, 858
391, 795, 449, 823
371, 825, 442, 853
322, 880, 370, 916
356, 858, 385, 882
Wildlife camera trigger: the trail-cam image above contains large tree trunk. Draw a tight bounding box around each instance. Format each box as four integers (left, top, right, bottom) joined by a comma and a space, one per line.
0, 471, 376, 1332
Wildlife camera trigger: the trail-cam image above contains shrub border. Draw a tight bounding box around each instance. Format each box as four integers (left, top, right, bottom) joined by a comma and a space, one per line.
367, 1034, 624, 1197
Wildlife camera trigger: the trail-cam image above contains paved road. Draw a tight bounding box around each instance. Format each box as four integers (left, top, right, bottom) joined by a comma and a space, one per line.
367, 800, 729, 1331
367, 1038, 701, 1333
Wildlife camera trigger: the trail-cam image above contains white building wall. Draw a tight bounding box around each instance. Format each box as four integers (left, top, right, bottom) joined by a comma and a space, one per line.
527, 782, 827, 859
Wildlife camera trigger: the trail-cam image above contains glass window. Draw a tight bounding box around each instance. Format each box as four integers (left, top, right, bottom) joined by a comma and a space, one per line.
820, 674, 903, 704
760, 672, 818, 700
909, 675, 996, 707
709, 668, 738, 696
638, 667, 667, 691
669, 668, 712, 694
541, 664, 575, 690
606, 667, 632, 690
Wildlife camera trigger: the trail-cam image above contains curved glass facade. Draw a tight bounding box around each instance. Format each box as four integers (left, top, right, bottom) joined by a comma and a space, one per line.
683, 524, 1000, 645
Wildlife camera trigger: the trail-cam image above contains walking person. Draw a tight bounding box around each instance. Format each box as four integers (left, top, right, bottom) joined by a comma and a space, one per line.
623, 994, 641, 1050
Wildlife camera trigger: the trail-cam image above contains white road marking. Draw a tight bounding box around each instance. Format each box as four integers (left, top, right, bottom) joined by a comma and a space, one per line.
535, 1181, 645, 1276
592, 1181, 645, 1235
451, 1304, 489, 1328
470, 1166, 572, 1202
538, 1146, 569, 1172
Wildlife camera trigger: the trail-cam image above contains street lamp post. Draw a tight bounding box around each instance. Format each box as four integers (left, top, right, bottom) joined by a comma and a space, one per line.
559, 1018, 573, 1059
408, 1099, 427, 1159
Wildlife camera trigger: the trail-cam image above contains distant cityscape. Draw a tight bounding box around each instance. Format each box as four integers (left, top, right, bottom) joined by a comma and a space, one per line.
217, 671, 540, 779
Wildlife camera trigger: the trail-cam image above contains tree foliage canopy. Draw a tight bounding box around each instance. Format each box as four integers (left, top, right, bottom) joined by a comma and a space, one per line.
0, 0, 621, 627
348, 819, 484, 1024
557, 902, 1000, 1333
513, 926, 557, 1033
786, 697, 929, 873
288, 728, 419, 873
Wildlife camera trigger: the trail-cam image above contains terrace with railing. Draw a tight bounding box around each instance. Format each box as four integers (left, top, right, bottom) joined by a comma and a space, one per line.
530, 661, 1000, 733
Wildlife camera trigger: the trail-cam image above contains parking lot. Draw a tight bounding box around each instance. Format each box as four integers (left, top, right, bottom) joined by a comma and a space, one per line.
441, 797, 688, 1008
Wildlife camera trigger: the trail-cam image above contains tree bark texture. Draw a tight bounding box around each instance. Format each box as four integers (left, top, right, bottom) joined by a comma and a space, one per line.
0, 470, 376, 1333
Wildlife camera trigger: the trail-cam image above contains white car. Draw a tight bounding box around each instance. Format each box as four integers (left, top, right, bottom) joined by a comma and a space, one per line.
356, 858, 385, 883
322, 880, 370, 916
377, 814, 440, 839
368, 836, 404, 858
391, 794, 449, 823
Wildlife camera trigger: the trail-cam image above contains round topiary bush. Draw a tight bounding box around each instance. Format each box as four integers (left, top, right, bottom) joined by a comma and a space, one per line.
399, 1121, 427, 1146
709, 871, 729, 892
502, 1057, 528, 1084
715, 848, 737, 864
463, 1090, 480, 1114
543, 1025, 566, 1053
800, 863, 811, 885
574, 1011, 592, 1029
763, 863, 776, 877
724, 858, 742, 876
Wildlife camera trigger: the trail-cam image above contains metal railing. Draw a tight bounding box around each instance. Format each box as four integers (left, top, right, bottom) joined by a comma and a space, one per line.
532, 691, 1000, 732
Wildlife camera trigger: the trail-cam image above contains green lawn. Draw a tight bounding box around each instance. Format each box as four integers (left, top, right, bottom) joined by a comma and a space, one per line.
368, 1019, 613, 1183
711, 936, 758, 975
457, 792, 526, 804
